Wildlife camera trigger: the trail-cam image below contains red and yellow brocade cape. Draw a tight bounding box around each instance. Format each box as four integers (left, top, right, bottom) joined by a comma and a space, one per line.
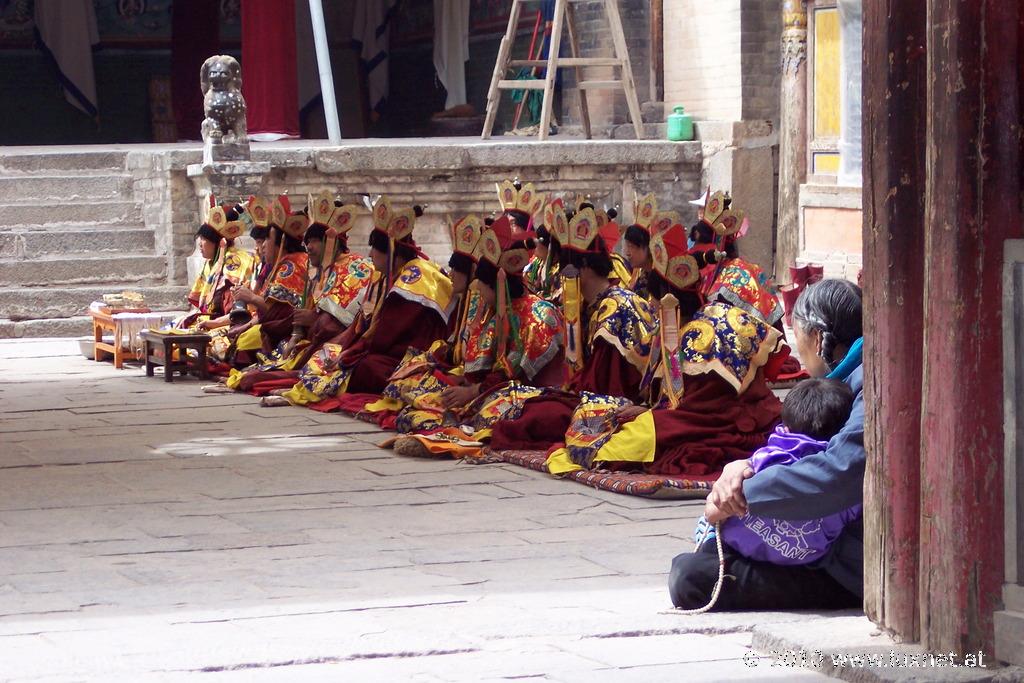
609, 253, 634, 289
186, 245, 255, 314
548, 302, 786, 475
642, 302, 785, 409
315, 251, 375, 327
285, 259, 453, 405
586, 285, 658, 376
384, 257, 456, 324
264, 252, 309, 307
368, 292, 562, 437
489, 293, 563, 382
702, 257, 784, 327
522, 256, 561, 301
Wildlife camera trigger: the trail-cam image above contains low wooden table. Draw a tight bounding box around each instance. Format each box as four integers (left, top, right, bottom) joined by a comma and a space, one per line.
140, 330, 212, 382
91, 307, 151, 369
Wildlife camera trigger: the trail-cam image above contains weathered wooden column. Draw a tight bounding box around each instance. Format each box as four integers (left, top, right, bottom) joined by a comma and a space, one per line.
861, 0, 926, 643
774, 0, 807, 278
919, 0, 1022, 655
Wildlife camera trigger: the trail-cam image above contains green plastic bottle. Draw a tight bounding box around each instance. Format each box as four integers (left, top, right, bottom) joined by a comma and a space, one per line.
667, 105, 693, 141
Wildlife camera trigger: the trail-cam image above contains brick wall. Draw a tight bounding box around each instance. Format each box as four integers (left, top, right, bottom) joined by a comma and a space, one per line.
662, 0, 782, 125
740, 0, 782, 126
663, 0, 743, 120
560, 0, 652, 130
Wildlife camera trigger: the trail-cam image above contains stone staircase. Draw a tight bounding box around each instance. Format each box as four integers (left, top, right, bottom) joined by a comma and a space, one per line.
0, 149, 186, 338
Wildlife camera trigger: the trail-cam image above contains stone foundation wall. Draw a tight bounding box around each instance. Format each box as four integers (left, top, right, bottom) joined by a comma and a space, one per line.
143, 140, 704, 285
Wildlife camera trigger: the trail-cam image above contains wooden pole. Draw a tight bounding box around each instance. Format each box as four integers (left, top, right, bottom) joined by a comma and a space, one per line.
919, 0, 1022, 656
774, 1, 807, 279
861, 0, 926, 643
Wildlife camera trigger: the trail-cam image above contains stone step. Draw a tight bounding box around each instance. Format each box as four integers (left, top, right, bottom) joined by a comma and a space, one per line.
0, 201, 142, 229
0, 175, 133, 203
0, 228, 155, 259
0, 315, 94, 339
0, 150, 128, 175
0, 284, 187, 321
0, 254, 167, 287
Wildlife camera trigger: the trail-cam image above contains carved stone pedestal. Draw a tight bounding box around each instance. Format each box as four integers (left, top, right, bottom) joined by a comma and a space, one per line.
186, 160, 271, 207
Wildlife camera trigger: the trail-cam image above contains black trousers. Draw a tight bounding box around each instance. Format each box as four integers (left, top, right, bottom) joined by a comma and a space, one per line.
668, 542, 862, 611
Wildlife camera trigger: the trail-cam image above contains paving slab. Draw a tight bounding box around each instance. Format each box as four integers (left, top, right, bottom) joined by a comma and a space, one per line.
0, 340, 856, 681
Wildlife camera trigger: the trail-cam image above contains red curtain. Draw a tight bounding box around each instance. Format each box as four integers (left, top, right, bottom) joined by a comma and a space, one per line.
242, 0, 300, 138
171, 0, 220, 141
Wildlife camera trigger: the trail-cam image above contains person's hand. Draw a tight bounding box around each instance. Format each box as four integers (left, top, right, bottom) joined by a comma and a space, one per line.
225, 323, 248, 339
708, 459, 755, 518
293, 309, 316, 327
232, 286, 255, 304
615, 405, 646, 424
704, 499, 729, 524
197, 319, 215, 331
440, 384, 479, 409
281, 337, 299, 360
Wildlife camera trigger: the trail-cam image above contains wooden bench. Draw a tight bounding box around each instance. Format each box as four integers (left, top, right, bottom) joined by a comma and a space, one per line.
140, 330, 212, 383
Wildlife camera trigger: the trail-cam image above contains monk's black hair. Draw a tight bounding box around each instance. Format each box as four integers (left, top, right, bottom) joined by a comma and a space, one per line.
474, 260, 526, 299
368, 229, 419, 261
646, 271, 702, 319
559, 237, 613, 278
249, 225, 270, 241
507, 209, 530, 230
535, 224, 551, 247
690, 220, 739, 259
272, 227, 306, 254
623, 224, 650, 249
304, 223, 327, 244
448, 251, 475, 277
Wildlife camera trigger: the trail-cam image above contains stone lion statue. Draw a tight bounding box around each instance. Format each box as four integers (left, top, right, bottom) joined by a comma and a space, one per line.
200, 55, 247, 145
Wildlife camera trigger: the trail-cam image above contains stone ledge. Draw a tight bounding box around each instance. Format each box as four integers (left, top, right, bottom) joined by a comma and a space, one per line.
800, 183, 864, 210
752, 614, 1022, 682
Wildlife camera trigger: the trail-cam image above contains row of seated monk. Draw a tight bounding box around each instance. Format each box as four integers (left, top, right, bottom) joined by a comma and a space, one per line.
169, 183, 867, 613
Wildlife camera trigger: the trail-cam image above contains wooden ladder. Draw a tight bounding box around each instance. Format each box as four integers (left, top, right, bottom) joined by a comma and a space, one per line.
481, 0, 645, 141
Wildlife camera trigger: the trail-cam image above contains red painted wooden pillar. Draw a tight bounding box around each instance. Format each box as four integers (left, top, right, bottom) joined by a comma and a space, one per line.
919, 0, 1022, 655
861, 0, 926, 642
242, 0, 300, 139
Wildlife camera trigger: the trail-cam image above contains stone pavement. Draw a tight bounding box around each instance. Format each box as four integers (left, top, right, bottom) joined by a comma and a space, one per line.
0, 339, 837, 682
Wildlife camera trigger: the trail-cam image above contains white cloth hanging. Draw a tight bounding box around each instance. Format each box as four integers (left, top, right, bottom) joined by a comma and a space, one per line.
433, 0, 470, 110
34, 0, 99, 117
353, 0, 399, 116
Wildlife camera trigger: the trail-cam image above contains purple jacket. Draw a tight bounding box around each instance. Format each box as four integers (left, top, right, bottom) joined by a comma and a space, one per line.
720, 425, 863, 565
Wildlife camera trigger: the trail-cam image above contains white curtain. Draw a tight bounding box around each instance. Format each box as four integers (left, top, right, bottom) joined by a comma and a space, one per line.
353, 0, 399, 116
433, 0, 470, 110
34, 0, 99, 117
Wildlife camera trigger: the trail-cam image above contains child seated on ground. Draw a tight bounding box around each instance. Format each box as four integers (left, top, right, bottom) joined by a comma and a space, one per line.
693, 377, 860, 565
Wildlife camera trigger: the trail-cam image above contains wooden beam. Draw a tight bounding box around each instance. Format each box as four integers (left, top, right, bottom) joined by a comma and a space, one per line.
774, 2, 808, 279
919, 0, 1023, 656
861, 0, 927, 644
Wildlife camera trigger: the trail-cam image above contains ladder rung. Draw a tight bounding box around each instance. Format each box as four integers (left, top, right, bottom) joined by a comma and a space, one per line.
578, 80, 625, 90
508, 58, 623, 68
497, 79, 547, 90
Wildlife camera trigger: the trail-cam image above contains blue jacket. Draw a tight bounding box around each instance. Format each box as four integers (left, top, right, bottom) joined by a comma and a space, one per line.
742, 364, 865, 596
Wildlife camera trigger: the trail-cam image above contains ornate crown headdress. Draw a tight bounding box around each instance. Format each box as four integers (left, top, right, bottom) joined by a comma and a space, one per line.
451, 214, 484, 259
371, 195, 417, 242
245, 196, 271, 228
649, 222, 701, 291
497, 179, 546, 224
205, 196, 243, 240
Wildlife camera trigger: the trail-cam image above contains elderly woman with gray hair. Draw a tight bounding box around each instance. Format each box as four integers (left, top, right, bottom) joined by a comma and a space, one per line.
669, 278, 866, 610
